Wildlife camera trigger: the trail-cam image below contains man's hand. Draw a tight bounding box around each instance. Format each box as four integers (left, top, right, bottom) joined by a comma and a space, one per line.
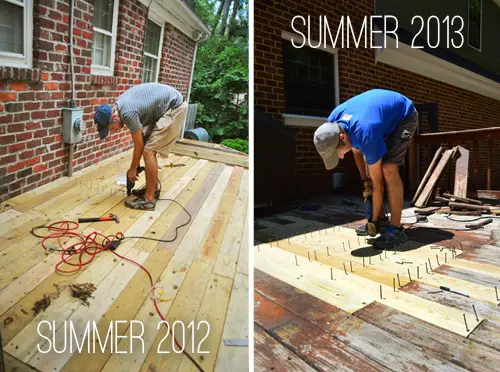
127, 167, 138, 181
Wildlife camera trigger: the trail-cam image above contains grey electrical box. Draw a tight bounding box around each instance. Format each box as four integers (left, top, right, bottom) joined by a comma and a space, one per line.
62, 107, 84, 144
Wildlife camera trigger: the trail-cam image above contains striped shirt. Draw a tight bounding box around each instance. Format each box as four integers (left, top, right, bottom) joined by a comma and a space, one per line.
116, 83, 183, 134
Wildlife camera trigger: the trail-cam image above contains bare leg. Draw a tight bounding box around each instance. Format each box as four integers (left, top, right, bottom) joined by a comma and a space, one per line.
382, 163, 403, 227
143, 148, 158, 202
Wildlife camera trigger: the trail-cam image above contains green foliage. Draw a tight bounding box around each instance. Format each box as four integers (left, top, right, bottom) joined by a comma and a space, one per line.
221, 138, 248, 154
191, 0, 248, 143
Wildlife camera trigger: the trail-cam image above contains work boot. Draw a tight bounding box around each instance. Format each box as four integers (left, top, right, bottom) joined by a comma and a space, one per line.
373, 225, 408, 250
355, 216, 389, 236
131, 186, 160, 199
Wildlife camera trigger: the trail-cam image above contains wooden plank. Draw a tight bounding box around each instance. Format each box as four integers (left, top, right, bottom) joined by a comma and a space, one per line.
254, 325, 316, 372
3, 152, 129, 212
214, 272, 249, 372
177, 274, 233, 371
255, 291, 387, 372
355, 302, 500, 371
433, 265, 500, 288
172, 166, 233, 264
449, 201, 490, 212
474, 141, 479, 191
254, 244, 480, 336
401, 282, 500, 326
0, 209, 22, 225
172, 142, 248, 168
139, 260, 213, 372
0, 160, 200, 344
487, 139, 492, 190
236, 212, 249, 275
412, 146, 444, 205
279, 230, 498, 305
213, 170, 248, 278
2, 352, 39, 372
459, 245, 500, 267
415, 149, 453, 208
443, 193, 481, 205
201, 167, 245, 267
24, 161, 209, 370
255, 270, 474, 372
469, 321, 500, 353
62, 162, 221, 372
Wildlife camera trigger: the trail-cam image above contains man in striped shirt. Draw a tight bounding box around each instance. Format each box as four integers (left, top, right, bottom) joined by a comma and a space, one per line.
94, 83, 188, 211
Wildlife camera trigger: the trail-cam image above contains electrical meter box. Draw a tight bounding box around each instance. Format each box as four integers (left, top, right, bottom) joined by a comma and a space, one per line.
62, 107, 84, 144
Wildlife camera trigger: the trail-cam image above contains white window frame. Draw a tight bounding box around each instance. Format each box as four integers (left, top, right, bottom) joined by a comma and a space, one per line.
281, 31, 339, 128
143, 16, 164, 83
467, 0, 482, 52
0, 0, 33, 68
91, 0, 119, 76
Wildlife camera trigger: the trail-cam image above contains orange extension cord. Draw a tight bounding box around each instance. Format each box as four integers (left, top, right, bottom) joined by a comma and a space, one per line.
31, 221, 204, 371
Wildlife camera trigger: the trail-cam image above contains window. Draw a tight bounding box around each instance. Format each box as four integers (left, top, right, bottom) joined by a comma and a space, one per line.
91, 0, 118, 75
143, 19, 163, 83
283, 40, 336, 117
0, 0, 32, 68
468, 0, 481, 50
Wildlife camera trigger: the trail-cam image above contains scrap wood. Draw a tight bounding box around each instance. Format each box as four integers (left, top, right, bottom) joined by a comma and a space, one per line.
453, 146, 469, 198
412, 146, 444, 205
436, 210, 482, 216
435, 196, 451, 204
443, 193, 482, 205
414, 206, 441, 215
449, 202, 491, 212
414, 149, 455, 208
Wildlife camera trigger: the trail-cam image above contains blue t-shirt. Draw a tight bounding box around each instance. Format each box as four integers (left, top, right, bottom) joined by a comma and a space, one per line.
328, 89, 415, 165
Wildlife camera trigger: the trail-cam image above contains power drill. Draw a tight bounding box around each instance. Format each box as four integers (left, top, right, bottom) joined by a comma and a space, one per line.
126, 165, 145, 196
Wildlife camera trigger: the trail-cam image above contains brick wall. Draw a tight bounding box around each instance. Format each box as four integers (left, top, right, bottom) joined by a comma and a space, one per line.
255, 0, 500, 200
159, 23, 196, 97
0, 0, 196, 202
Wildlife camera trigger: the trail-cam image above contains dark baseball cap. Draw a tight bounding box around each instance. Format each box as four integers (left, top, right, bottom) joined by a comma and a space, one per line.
94, 104, 112, 139
314, 122, 342, 170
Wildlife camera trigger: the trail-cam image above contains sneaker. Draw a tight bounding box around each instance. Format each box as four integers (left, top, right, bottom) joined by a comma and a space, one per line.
124, 196, 156, 211
373, 225, 408, 250
131, 186, 160, 199
355, 217, 389, 236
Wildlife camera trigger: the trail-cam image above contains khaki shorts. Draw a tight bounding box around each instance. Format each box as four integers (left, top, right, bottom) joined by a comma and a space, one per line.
382, 110, 419, 165
143, 101, 188, 156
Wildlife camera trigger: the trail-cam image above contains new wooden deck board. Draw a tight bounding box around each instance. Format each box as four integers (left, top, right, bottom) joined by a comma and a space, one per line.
0, 142, 248, 372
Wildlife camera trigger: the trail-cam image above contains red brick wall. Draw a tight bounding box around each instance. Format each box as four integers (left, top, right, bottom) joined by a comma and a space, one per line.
0, 0, 196, 202
159, 23, 196, 97
255, 0, 500, 200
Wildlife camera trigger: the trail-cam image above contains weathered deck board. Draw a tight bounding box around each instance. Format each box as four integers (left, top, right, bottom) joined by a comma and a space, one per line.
255, 291, 387, 372
355, 302, 500, 372
255, 270, 474, 372
254, 325, 316, 372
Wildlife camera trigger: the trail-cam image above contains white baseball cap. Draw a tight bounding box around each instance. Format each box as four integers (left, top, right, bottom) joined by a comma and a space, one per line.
314, 122, 342, 170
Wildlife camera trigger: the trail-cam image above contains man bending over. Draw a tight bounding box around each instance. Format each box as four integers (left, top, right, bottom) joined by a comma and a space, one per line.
94, 83, 188, 211
313, 89, 418, 249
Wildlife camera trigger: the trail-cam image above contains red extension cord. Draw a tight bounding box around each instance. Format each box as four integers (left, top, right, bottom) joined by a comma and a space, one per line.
32, 221, 204, 371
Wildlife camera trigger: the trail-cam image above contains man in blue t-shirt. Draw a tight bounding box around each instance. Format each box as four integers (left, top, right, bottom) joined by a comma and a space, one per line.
313, 89, 418, 249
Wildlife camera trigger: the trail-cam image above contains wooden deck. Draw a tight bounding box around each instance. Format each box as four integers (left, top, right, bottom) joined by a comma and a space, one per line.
254, 195, 500, 371
0, 141, 249, 372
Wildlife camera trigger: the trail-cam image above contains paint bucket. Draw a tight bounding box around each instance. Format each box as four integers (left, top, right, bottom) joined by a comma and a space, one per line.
184, 127, 210, 142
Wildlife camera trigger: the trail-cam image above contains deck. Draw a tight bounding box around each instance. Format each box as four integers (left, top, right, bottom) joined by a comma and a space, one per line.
254, 195, 500, 371
0, 140, 249, 372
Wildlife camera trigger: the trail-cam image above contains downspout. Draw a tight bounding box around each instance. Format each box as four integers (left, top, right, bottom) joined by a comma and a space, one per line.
67, 0, 77, 176
181, 31, 208, 139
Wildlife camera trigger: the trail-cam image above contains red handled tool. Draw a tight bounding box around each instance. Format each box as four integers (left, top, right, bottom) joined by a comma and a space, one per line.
465, 218, 493, 230
78, 214, 119, 224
